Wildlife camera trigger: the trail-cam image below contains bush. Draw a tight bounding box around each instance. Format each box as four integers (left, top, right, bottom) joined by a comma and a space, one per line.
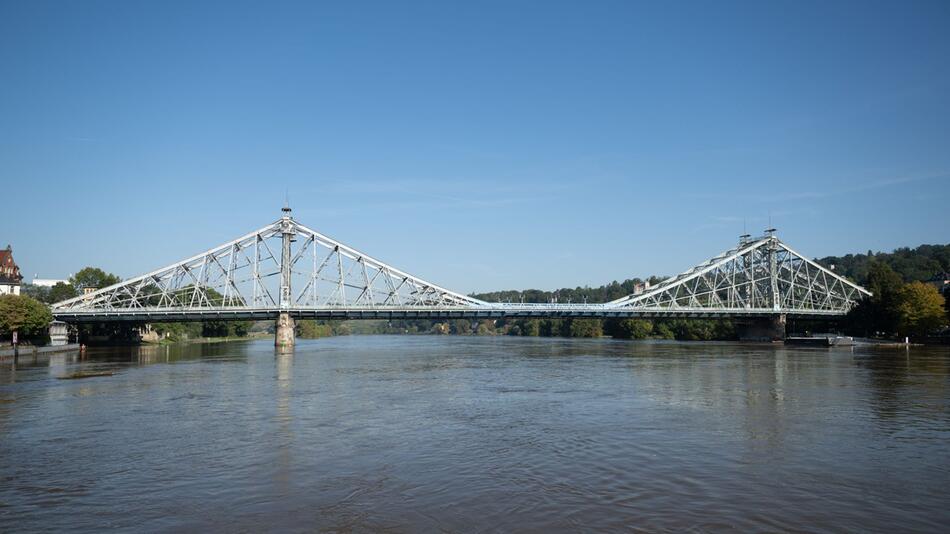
897, 282, 947, 336
614, 319, 653, 339
0, 294, 52, 340
568, 319, 603, 338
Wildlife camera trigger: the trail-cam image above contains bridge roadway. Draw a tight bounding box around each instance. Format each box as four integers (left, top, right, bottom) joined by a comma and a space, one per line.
52, 304, 843, 323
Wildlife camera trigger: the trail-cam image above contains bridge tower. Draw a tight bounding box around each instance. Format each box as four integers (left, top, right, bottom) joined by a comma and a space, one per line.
737, 229, 787, 341
275, 206, 296, 349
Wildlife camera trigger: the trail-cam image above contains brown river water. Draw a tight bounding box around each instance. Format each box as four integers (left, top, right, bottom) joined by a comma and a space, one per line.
1, 336, 948, 532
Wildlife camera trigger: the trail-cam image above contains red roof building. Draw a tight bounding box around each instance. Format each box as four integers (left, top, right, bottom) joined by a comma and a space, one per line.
0, 245, 23, 295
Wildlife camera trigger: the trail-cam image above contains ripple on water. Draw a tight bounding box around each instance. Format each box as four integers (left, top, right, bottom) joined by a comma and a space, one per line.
0, 337, 948, 532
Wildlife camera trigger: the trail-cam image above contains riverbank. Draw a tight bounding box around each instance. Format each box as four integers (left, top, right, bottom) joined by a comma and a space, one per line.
143, 333, 271, 346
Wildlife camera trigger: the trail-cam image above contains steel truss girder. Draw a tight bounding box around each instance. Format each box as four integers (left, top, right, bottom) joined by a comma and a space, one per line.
52, 217, 488, 315
51, 221, 871, 320
606, 235, 871, 314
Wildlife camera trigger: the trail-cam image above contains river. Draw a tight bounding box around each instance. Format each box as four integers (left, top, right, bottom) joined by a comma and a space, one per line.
1, 336, 948, 532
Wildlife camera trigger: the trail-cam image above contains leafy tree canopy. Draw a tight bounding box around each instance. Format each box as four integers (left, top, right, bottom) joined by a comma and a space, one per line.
897, 282, 946, 337
70, 267, 120, 291
0, 294, 53, 337
817, 244, 950, 285
48, 282, 78, 303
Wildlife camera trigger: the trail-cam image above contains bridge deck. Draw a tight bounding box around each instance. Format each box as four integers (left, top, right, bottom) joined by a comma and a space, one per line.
53, 306, 846, 323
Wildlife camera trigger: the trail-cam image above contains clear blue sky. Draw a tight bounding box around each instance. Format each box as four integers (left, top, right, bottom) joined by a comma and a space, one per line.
2, 1, 948, 293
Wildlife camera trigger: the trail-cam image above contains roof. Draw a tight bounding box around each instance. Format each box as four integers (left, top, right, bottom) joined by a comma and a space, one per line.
0, 245, 23, 285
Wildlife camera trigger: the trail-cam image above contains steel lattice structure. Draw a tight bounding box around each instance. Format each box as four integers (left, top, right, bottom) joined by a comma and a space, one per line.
51, 214, 870, 322
607, 233, 871, 314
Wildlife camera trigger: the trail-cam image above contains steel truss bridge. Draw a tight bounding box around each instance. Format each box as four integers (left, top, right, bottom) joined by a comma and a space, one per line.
52, 209, 871, 323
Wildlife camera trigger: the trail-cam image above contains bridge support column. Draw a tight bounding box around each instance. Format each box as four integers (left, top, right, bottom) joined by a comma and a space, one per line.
737, 314, 786, 341
275, 312, 295, 349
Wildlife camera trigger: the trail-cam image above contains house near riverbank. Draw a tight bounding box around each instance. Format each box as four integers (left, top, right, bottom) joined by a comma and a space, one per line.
0, 245, 23, 296
927, 271, 949, 293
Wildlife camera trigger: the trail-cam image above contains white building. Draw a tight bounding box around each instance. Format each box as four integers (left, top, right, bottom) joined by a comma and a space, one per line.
32, 277, 69, 287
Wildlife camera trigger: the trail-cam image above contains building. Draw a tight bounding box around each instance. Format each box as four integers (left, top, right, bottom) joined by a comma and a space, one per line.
633, 280, 652, 295
32, 276, 69, 288
49, 321, 70, 346
927, 271, 949, 293
0, 245, 23, 296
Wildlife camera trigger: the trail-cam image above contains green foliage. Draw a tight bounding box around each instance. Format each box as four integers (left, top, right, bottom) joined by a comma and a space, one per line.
476, 320, 497, 335
151, 322, 202, 341
817, 244, 950, 285
520, 319, 540, 337
539, 319, 567, 337
844, 261, 949, 338
49, 282, 77, 303
295, 320, 351, 338
568, 318, 603, 338
896, 282, 946, 336
0, 295, 53, 339
446, 320, 468, 335
473, 276, 668, 306
847, 262, 903, 336
231, 321, 251, 337
21, 282, 79, 305
297, 320, 335, 338
70, 267, 120, 291
654, 323, 675, 339
201, 320, 247, 337
19, 284, 49, 302
612, 319, 654, 339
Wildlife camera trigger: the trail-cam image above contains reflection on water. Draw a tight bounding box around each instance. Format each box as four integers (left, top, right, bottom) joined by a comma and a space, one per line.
1, 337, 948, 532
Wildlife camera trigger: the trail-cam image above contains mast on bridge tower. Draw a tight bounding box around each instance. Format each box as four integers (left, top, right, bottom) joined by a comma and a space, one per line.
765, 228, 780, 311
764, 227, 785, 338
279, 205, 295, 307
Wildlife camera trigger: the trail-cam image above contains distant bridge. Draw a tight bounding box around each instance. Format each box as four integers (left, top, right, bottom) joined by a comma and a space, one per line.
52, 208, 870, 343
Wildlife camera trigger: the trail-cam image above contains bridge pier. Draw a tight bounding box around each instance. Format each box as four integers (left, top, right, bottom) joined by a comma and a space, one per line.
737, 314, 786, 341
275, 312, 295, 349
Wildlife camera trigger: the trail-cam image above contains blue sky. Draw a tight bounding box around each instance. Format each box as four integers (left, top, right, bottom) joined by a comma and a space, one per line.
1, 1, 948, 293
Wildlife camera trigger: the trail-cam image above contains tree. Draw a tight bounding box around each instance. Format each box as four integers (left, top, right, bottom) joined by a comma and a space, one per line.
0, 295, 53, 339
297, 320, 333, 338
520, 319, 540, 336
654, 323, 675, 339
19, 284, 50, 303
48, 282, 77, 303
539, 319, 566, 337
151, 322, 202, 341
568, 319, 603, 338
896, 282, 946, 337
201, 320, 230, 337
230, 321, 251, 337
863, 262, 904, 335
476, 319, 496, 335
70, 267, 120, 291
450, 320, 471, 335
614, 319, 653, 339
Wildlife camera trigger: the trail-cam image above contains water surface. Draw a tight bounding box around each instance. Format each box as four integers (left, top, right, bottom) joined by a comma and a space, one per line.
1, 336, 948, 532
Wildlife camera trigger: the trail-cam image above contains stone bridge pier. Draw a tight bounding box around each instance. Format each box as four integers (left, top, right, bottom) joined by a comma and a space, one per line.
736, 314, 786, 341
275, 312, 295, 349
